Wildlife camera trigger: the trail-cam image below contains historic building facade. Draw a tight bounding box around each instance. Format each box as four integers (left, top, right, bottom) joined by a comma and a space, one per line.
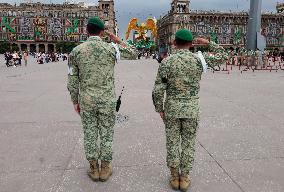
157, 0, 284, 53
277, 2, 284, 13
0, 0, 117, 52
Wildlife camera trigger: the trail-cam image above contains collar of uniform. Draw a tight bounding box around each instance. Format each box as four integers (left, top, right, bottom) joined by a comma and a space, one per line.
87, 36, 102, 42
176, 49, 191, 53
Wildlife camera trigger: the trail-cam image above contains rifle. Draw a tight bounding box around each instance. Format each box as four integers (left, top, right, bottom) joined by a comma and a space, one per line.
116, 86, 125, 112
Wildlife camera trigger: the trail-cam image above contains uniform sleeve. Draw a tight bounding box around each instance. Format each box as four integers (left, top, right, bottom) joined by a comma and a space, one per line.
152, 60, 168, 112
67, 51, 80, 104
204, 42, 229, 68
119, 43, 138, 60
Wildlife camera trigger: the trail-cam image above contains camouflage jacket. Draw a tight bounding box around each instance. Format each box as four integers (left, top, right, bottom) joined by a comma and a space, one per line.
67, 36, 137, 111
152, 42, 228, 119
247, 50, 256, 57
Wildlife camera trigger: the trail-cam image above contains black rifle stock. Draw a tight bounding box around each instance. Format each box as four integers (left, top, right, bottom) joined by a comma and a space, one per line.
116, 86, 125, 112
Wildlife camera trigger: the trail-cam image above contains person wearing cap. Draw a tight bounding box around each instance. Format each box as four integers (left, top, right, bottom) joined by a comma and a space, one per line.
67, 16, 137, 182
152, 29, 228, 191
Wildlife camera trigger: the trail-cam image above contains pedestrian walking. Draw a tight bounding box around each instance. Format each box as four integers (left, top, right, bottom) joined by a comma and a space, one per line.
67, 17, 137, 182
152, 29, 228, 192
24, 51, 28, 66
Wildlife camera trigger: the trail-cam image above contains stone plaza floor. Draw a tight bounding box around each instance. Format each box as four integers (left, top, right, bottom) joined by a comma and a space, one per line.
0, 56, 284, 192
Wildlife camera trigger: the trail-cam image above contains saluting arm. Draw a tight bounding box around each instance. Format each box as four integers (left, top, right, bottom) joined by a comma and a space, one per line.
119, 43, 138, 60
194, 38, 229, 68
207, 41, 229, 67
106, 31, 138, 60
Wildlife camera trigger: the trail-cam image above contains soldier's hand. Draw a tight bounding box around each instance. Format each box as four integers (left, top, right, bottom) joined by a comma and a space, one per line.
105, 31, 116, 39
193, 38, 210, 45
106, 31, 119, 43
73, 103, 81, 115
105, 31, 126, 47
159, 112, 165, 120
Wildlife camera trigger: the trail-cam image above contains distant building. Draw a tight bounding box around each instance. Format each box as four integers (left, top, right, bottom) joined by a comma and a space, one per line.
277, 2, 284, 13
0, 0, 117, 52
157, 0, 284, 53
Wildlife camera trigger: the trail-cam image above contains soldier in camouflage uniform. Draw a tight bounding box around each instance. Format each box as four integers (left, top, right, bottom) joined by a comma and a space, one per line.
239, 47, 247, 66
247, 49, 256, 67
152, 29, 228, 191
255, 49, 263, 67
67, 17, 137, 182
263, 50, 269, 67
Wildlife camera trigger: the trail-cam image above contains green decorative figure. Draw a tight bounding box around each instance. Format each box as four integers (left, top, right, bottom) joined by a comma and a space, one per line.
0, 17, 16, 33
66, 18, 79, 34
210, 31, 218, 44
127, 39, 155, 49
234, 28, 241, 44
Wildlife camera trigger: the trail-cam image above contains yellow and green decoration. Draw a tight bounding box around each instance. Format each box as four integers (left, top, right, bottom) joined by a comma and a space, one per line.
127, 39, 155, 49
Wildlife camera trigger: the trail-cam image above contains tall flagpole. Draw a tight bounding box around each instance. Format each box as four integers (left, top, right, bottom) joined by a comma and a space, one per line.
246, 0, 262, 50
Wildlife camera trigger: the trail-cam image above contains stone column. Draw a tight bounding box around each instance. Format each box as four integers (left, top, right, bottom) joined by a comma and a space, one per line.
54, 44, 57, 53
18, 43, 21, 52
27, 44, 31, 52
36, 44, 39, 53
45, 44, 48, 53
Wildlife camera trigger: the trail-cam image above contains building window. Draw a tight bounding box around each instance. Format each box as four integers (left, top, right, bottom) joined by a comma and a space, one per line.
177, 3, 187, 13
104, 12, 109, 19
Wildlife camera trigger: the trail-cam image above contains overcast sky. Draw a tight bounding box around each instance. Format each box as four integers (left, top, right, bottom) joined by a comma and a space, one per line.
0, 0, 280, 37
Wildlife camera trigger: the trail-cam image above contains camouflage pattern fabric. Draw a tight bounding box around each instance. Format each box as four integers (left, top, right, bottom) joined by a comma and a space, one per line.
203, 42, 229, 69
165, 117, 198, 175
67, 36, 137, 161
152, 42, 228, 174
67, 36, 137, 108
152, 42, 228, 118
263, 51, 269, 67
255, 50, 263, 66
240, 48, 247, 66
81, 109, 115, 161
247, 50, 256, 66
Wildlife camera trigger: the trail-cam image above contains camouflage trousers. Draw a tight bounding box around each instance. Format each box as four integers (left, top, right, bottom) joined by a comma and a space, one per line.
81, 109, 115, 162
165, 117, 198, 175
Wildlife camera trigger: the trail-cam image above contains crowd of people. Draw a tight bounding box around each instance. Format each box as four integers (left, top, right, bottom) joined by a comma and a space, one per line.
35, 52, 68, 64
155, 46, 284, 67
4, 51, 28, 67
227, 48, 284, 67
3, 51, 68, 67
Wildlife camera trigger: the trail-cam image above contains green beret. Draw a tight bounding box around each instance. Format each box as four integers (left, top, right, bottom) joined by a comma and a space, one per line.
175, 29, 193, 42
88, 17, 105, 29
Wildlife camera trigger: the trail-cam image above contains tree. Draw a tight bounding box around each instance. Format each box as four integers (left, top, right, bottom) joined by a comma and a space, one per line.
0, 41, 11, 54
56, 42, 79, 53
11, 43, 19, 52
